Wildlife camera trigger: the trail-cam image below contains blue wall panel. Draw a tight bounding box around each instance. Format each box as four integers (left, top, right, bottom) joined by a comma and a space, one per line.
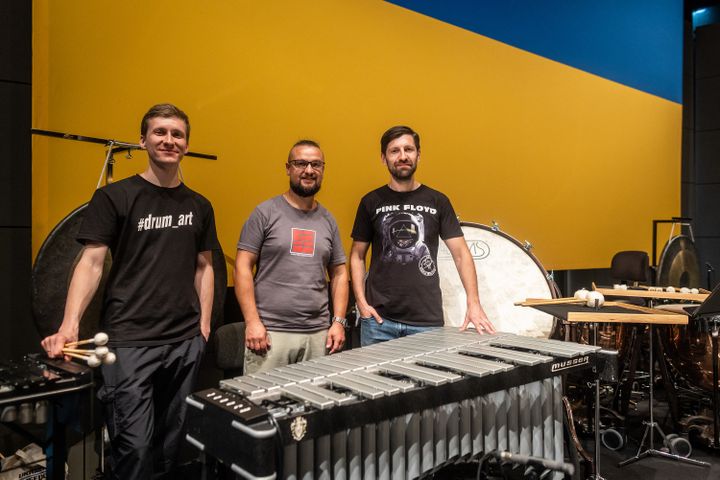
386, 0, 683, 103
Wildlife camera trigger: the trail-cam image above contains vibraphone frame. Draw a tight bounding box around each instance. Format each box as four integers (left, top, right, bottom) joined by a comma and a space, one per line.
187, 329, 600, 480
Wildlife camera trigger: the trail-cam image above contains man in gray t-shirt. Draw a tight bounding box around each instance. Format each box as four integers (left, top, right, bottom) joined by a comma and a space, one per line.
235, 140, 348, 374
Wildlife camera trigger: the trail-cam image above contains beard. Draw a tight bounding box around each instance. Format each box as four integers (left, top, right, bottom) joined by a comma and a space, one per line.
388, 162, 417, 181
290, 177, 321, 197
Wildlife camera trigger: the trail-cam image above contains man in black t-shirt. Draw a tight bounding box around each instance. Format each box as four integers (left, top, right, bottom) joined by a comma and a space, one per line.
41, 104, 219, 479
350, 125, 495, 346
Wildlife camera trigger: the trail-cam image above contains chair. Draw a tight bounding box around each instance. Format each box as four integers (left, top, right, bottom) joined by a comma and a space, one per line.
211, 322, 245, 378
610, 251, 650, 286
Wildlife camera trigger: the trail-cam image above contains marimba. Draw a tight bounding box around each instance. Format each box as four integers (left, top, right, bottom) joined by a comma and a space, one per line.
186, 328, 600, 480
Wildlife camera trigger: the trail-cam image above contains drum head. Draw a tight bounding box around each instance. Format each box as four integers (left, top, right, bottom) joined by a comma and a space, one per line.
437, 223, 555, 337
656, 235, 700, 288
32, 205, 227, 340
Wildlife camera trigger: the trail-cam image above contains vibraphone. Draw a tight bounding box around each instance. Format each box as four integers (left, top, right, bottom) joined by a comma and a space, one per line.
186, 328, 600, 480
1, 354, 93, 480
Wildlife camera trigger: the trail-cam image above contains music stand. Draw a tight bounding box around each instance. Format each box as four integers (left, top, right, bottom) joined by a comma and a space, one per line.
616, 287, 720, 468
521, 298, 707, 476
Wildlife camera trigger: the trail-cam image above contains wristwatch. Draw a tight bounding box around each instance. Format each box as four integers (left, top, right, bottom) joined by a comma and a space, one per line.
332, 316, 347, 327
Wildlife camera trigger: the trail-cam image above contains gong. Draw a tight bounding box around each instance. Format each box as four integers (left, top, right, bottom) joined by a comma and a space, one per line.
32, 204, 227, 340
656, 235, 701, 288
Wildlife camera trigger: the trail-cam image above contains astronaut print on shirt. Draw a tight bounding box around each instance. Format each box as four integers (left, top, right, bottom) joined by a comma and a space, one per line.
380, 210, 436, 277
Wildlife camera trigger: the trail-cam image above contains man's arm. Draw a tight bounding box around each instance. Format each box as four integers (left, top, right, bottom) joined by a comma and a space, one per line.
234, 250, 269, 352
195, 250, 214, 341
444, 237, 496, 334
349, 240, 383, 324
41, 243, 108, 358
326, 263, 349, 353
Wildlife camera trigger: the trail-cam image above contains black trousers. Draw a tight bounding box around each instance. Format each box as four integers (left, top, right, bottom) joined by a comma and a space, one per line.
98, 335, 205, 480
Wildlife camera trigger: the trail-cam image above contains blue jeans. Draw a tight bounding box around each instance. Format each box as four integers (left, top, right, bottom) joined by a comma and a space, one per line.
360, 317, 439, 346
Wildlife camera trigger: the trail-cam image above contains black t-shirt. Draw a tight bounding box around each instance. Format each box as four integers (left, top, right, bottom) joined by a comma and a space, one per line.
351, 185, 463, 326
77, 175, 219, 347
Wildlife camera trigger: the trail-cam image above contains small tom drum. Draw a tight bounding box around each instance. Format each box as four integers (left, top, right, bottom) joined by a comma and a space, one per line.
437, 223, 557, 337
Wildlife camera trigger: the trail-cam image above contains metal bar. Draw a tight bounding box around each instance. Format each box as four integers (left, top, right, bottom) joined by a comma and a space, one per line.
341, 373, 401, 395
294, 383, 354, 406
379, 363, 453, 386
328, 377, 385, 400
459, 345, 552, 365
281, 385, 335, 410
414, 354, 494, 378
352, 371, 414, 392
429, 352, 514, 373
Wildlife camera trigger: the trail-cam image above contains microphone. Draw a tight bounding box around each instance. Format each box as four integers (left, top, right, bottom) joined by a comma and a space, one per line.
496, 451, 575, 477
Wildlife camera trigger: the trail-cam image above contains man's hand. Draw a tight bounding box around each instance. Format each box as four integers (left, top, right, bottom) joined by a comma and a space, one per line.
358, 304, 383, 325
41, 326, 78, 360
326, 322, 346, 354
245, 321, 270, 352
460, 303, 496, 334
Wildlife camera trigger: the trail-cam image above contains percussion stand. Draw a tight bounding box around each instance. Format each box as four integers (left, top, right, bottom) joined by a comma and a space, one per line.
589, 319, 606, 480
706, 315, 720, 450
618, 317, 710, 468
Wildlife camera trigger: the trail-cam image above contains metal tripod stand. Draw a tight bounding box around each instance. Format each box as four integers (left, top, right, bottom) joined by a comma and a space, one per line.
588, 321, 606, 480
618, 322, 710, 468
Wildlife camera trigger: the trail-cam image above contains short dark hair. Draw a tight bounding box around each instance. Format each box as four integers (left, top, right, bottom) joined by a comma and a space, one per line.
140, 104, 190, 141
380, 126, 420, 155
288, 139, 322, 162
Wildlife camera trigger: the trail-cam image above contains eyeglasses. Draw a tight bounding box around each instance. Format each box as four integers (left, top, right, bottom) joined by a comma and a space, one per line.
288, 160, 325, 171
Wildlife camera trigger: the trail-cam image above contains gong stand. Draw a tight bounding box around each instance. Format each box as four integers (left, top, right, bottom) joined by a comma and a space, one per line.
651, 217, 694, 268
31, 128, 217, 185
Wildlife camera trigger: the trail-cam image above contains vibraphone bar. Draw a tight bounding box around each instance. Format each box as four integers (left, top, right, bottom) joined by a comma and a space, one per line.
186, 328, 600, 480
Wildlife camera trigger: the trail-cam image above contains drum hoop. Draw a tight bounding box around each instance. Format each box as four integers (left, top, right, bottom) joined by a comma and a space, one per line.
458, 221, 558, 298
32, 203, 88, 278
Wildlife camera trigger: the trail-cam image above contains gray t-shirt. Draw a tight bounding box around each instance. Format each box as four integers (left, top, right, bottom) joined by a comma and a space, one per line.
237, 195, 346, 332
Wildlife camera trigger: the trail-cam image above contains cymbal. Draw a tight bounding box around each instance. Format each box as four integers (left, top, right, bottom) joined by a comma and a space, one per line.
31, 128, 217, 160
657, 235, 701, 288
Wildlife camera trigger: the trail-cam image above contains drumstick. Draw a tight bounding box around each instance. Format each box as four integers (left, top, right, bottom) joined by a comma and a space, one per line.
62, 346, 109, 358
63, 351, 102, 367
603, 301, 683, 315
515, 298, 587, 306
62, 347, 95, 355
65, 332, 109, 348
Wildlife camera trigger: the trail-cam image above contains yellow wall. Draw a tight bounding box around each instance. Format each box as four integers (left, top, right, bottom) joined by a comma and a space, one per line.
32, 0, 681, 273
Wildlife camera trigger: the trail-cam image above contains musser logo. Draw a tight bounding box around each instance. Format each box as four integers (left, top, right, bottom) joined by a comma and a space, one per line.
551, 355, 589, 372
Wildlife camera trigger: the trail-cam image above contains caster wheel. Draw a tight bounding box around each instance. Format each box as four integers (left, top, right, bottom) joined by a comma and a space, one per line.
601, 428, 626, 451
665, 434, 692, 458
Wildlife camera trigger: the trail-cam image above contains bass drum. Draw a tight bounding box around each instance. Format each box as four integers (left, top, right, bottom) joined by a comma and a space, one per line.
437, 223, 558, 338
32, 204, 227, 340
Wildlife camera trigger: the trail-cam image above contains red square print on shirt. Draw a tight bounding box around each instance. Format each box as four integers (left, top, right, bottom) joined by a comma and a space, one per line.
290, 228, 316, 257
